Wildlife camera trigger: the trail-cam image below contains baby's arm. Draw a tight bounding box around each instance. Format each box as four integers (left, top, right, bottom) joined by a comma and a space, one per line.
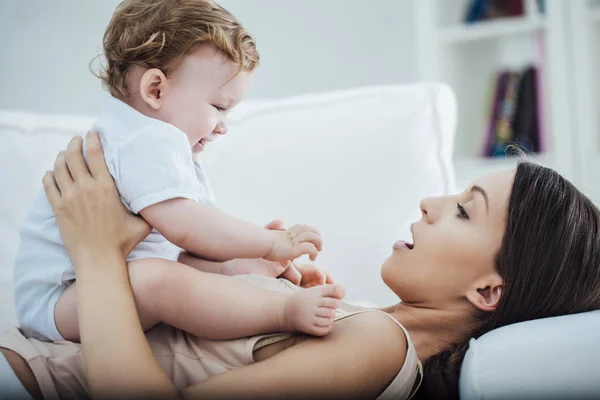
141, 198, 271, 261
117, 128, 321, 263
141, 198, 322, 263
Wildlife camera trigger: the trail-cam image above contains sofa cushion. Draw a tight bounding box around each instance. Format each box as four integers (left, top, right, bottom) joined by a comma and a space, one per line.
201, 83, 457, 305
0, 83, 456, 313
0, 111, 95, 283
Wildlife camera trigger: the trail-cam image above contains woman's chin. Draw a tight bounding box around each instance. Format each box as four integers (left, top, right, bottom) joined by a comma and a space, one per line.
381, 254, 420, 293
381, 256, 406, 284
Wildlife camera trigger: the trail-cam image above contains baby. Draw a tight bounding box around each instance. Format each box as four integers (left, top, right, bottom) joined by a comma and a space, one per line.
14, 0, 344, 343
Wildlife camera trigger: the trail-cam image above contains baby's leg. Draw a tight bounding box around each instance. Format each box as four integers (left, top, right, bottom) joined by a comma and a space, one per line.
55, 258, 345, 341
54, 277, 162, 342
54, 284, 81, 341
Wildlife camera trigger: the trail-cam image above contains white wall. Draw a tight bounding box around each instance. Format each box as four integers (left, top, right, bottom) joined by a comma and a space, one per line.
0, 0, 417, 115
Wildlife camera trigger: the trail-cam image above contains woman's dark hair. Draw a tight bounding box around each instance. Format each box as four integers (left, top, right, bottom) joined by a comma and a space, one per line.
416, 162, 600, 399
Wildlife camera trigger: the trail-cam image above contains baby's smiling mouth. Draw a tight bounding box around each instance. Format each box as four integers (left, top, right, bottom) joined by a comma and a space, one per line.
193, 136, 214, 151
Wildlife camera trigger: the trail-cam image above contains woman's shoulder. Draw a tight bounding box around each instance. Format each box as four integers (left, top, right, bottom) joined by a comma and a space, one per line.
332, 310, 409, 374
336, 309, 408, 345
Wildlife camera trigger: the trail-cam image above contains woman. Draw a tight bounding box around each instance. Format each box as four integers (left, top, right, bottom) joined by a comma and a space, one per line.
1, 132, 600, 399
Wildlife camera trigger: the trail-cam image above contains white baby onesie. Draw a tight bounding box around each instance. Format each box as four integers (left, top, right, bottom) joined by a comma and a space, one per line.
14, 97, 216, 341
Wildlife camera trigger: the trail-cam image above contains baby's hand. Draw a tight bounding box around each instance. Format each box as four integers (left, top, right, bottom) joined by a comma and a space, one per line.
265, 225, 322, 262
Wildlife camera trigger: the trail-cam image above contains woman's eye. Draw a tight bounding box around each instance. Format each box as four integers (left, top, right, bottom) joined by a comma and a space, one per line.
456, 203, 469, 220
213, 105, 227, 112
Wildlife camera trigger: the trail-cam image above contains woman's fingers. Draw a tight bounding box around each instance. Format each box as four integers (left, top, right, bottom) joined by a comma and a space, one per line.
65, 136, 92, 183
85, 131, 110, 180
42, 171, 61, 209
53, 151, 73, 194
296, 264, 335, 287
279, 263, 302, 285
322, 269, 335, 284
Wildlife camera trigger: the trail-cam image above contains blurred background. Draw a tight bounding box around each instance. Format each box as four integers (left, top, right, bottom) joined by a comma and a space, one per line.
0, 0, 598, 194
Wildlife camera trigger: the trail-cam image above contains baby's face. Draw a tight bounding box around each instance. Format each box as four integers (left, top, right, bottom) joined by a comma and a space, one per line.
158, 45, 253, 152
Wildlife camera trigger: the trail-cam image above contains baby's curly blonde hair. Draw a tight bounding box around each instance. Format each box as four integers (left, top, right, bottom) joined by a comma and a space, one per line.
96, 0, 259, 98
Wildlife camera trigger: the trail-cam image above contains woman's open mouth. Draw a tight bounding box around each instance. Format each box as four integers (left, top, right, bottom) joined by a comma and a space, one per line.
393, 223, 415, 250
393, 240, 414, 250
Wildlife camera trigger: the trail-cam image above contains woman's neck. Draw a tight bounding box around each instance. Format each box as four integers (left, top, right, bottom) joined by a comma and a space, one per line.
384, 301, 478, 362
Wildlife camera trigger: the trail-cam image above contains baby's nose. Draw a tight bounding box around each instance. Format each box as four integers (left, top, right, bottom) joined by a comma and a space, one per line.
214, 122, 228, 135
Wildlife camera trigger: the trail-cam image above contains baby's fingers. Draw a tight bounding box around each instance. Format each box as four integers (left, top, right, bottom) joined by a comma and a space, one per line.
295, 231, 323, 252
296, 242, 319, 261
289, 224, 320, 236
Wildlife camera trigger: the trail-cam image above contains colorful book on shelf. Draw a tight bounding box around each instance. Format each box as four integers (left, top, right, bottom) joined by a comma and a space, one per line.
491, 71, 521, 158
482, 70, 509, 157
512, 66, 541, 153
488, 0, 524, 18
482, 71, 502, 157
537, 0, 546, 14
464, 0, 489, 23
464, 0, 525, 23
483, 65, 542, 158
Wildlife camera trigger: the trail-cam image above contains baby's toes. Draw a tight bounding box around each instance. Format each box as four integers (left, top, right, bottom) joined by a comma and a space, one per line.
319, 297, 340, 310
310, 324, 333, 336
311, 317, 334, 336
316, 306, 336, 319
319, 284, 346, 300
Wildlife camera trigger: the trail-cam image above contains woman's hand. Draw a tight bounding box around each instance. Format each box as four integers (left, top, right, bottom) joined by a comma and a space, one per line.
44, 132, 176, 399
295, 263, 335, 288
43, 132, 151, 264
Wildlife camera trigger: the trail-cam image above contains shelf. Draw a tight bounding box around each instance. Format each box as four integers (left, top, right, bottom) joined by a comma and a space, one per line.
590, 8, 600, 23
439, 16, 545, 44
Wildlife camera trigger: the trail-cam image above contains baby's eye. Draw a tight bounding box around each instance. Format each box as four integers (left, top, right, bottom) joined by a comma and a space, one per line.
213, 105, 227, 112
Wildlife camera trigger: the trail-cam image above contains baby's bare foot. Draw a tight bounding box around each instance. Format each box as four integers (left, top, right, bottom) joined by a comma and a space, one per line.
281, 284, 346, 336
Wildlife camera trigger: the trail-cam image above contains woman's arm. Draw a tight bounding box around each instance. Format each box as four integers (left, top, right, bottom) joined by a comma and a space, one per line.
44, 133, 178, 399
179, 252, 287, 276
183, 311, 408, 399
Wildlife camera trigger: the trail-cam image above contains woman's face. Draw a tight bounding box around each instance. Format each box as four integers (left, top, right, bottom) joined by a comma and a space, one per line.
381, 169, 515, 306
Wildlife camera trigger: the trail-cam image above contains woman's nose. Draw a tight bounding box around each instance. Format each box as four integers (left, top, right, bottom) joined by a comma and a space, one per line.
420, 197, 431, 223
420, 196, 445, 224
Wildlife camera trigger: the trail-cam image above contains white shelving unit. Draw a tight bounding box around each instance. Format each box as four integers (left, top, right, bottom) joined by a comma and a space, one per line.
570, 0, 600, 201
415, 0, 580, 189
590, 7, 600, 22
439, 15, 545, 44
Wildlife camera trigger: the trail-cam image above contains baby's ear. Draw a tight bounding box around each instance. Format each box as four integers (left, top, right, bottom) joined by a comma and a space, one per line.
139, 68, 168, 110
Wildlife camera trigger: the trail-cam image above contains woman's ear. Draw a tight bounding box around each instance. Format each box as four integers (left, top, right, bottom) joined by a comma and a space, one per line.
139, 68, 168, 110
466, 273, 503, 312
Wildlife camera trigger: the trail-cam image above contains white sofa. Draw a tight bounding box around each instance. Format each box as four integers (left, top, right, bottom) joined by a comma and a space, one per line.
0, 83, 457, 328
1, 83, 599, 398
